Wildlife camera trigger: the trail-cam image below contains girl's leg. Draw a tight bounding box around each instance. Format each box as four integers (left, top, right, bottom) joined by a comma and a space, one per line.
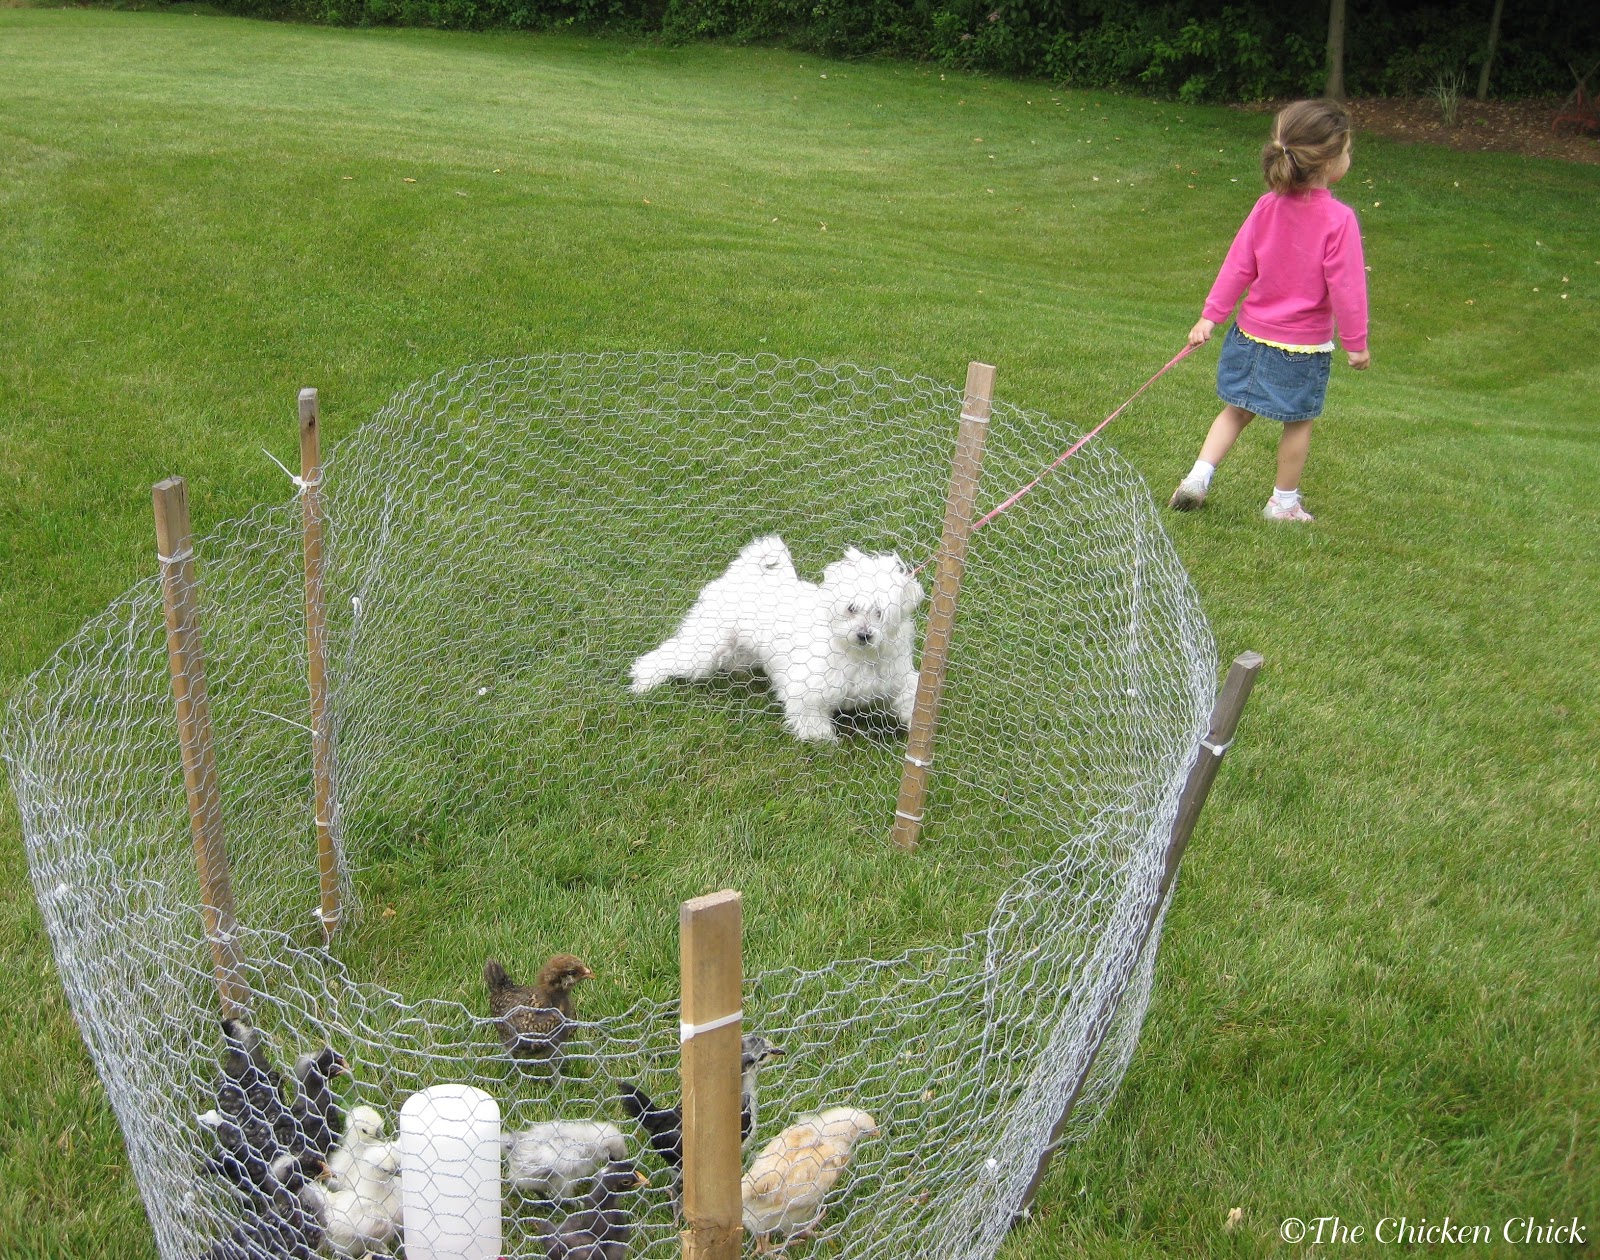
1198, 404, 1254, 466
1274, 419, 1314, 492
1171, 405, 1253, 509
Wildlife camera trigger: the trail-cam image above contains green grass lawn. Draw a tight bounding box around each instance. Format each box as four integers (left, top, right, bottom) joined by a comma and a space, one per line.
2, 10, 1597, 1257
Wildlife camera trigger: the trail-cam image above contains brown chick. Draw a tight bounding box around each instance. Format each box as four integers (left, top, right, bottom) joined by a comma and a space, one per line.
485, 954, 595, 1066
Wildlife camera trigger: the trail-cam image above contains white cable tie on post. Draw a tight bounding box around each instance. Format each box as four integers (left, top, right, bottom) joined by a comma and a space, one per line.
679, 1009, 742, 1042
959, 411, 991, 425
1201, 737, 1232, 757
894, 809, 924, 823
156, 549, 194, 566
904, 753, 932, 769
252, 708, 316, 735
263, 448, 321, 493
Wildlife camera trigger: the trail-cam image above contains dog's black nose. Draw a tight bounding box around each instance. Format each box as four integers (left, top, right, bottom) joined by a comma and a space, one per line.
855, 629, 873, 644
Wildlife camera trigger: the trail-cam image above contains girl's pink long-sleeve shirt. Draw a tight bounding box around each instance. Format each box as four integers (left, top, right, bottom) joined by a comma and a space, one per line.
1202, 188, 1368, 352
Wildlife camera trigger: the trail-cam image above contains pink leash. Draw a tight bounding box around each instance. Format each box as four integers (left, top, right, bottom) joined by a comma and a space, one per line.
972, 341, 1198, 533
913, 342, 1198, 576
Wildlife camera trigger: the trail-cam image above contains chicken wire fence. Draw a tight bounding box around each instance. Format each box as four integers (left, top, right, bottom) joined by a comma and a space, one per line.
4, 351, 1217, 1260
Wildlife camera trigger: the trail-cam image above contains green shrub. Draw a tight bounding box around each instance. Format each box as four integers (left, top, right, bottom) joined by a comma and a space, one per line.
188, 0, 1600, 101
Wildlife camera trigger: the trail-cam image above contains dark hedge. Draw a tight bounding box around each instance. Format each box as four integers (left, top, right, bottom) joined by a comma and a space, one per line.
195, 0, 1600, 101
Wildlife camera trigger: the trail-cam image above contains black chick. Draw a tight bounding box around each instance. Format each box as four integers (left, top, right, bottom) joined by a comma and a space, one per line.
530, 1159, 648, 1260
288, 1047, 347, 1160
219, 1018, 285, 1117
204, 1019, 295, 1194
617, 1080, 680, 1175
201, 1150, 325, 1260
618, 1033, 785, 1170
198, 1108, 275, 1195
485, 954, 595, 1064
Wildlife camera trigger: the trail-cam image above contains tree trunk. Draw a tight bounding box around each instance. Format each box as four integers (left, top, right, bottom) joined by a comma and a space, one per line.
1477, 0, 1506, 100
1326, 0, 1347, 100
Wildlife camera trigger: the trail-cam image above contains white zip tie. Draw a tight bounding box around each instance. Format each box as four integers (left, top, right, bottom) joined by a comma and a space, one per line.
156, 549, 194, 566
1201, 737, 1232, 757
894, 809, 924, 823
904, 753, 932, 769
959, 412, 991, 424
680, 1009, 742, 1042
252, 708, 315, 735
263, 448, 321, 492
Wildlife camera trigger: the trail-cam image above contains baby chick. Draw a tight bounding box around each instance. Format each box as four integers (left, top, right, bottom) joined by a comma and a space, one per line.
325, 1105, 391, 1189
504, 1118, 628, 1200
301, 1115, 403, 1258
617, 1032, 786, 1202
219, 1018, 285, 1116
288, 1046, 347, 1161
736, 1034, 786, 1150
619, 1033, 785, 1161
202, 1018, 295, 1194
201, 1151, 324, 1260
741, 1107, 878, 1254
529, 1159, 649, 1260
615, 1081, 680, 1174
198, 1106, 275, 1195
485, 955, 595, 1066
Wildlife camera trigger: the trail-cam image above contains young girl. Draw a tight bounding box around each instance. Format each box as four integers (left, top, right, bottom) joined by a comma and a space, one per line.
1169, 99, 1370, 522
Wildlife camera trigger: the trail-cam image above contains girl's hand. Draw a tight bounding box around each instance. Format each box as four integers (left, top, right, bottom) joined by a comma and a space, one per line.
1347, 349, 1370, 370
1188, 318, 1215, 347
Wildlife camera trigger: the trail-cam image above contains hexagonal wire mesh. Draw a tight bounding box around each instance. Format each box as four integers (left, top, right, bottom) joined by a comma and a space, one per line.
4, 352, 1216, 1260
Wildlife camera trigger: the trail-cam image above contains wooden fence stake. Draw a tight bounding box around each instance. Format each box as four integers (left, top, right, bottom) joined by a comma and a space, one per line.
299, 388, 341, 943
679, 890, 744, 1260
1012, 650, 1264, 1223
891, 360, 995, 851
153, 476, 250, 1018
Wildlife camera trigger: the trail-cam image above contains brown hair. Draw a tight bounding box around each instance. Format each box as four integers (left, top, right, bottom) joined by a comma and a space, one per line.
1261, 99, 1351, 193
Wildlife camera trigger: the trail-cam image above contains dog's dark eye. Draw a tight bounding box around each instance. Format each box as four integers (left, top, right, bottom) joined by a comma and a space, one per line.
847, 603, 859, 615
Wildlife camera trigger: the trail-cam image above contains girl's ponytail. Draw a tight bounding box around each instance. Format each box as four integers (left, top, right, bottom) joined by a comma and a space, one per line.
1261, 100, 1351, 193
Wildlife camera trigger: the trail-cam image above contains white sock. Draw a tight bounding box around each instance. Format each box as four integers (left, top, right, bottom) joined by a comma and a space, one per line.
1272, 487, 1300, 506
1188, 460, 1216, 488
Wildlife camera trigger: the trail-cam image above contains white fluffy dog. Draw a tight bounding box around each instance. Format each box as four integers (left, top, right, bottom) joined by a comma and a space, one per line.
630, 535, 925, 743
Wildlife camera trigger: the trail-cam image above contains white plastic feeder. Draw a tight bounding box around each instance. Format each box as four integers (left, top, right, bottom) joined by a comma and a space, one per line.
399, 1083, 503, 1260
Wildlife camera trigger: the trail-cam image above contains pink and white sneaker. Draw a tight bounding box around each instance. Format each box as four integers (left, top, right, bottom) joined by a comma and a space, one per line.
1262, 498, 1315, 522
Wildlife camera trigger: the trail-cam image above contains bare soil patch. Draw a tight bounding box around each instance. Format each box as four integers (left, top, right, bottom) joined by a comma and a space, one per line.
1348, 95, 1600, 165
1236, 94, 1600, 164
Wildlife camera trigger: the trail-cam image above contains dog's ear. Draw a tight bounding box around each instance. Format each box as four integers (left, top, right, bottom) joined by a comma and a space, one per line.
844, 546, 865, 561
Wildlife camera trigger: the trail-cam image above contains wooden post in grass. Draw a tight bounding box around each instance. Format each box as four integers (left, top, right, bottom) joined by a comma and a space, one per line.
679, 890, 744, 1260
1012, 650, 1263, 1224
154, 476, 250, 1019
300, 388, 341, 943
890, 360, 995, 851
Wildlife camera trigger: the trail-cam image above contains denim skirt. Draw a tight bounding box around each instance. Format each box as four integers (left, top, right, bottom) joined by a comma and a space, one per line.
1216, 323, 1331, 422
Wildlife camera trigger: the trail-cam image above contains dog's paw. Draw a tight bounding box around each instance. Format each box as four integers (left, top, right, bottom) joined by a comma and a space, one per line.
629, 655, 665, 694
893, 673, 921, 725
788, 711, 840, 743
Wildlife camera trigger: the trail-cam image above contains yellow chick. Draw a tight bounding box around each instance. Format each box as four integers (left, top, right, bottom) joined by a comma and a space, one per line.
740, 1106, 878, 1253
